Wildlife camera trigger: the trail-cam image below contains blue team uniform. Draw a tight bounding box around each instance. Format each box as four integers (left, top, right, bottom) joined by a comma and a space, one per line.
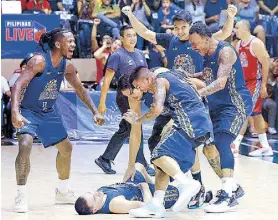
156, 33, 203, 74
202, 41, 253, 137
144, 69, 213, 173
17, 51, 68, 147
96, 171, 179, 214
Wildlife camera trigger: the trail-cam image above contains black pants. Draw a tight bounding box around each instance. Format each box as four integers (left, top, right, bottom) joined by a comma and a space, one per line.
102, 91, 148, 166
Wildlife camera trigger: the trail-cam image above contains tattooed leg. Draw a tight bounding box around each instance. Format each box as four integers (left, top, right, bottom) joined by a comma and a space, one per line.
203, 145, 223, 178
56, 138, 72, 180
15, 134, 33, 185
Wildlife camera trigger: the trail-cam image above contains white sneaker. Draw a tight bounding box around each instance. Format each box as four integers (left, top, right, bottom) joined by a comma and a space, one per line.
55, 188, 77, 204
248, 147, 273, 157
268, 127, 277, 135
129, 200, 166, 218
205, 190, 238, 213
171, 179, 201, 212
14, 195, 28, 213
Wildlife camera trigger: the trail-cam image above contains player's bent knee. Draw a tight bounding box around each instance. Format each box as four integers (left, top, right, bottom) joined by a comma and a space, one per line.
57, 139, 73, 157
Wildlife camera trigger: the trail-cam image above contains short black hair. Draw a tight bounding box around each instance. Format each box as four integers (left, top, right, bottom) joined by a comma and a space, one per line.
117, 74, 132, 92
75, 196, 93, 215
129, 66, 149, 85
120, 25, 134, 37
172, 9, 192, 25
189, 21, 212, 38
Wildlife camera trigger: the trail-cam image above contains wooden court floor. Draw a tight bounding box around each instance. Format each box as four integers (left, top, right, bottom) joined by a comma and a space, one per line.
1, 140, 278, 220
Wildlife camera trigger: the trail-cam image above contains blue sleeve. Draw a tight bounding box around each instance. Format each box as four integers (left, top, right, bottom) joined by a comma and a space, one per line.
106, 53, 120, 72
156, 33, 174, 49
220, 0, 228, 10
140, 51, 148, 67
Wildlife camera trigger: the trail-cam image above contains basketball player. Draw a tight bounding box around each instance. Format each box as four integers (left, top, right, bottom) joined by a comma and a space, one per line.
11, 28, 104, 213
122, 67, 214, 217
121, 3, 237, 201
95, 25, 151, 175
231, 20, 273, 157
118, 69, 214, 210
121, 4, 237, 74
189, 22, 253, 212
75, 163, 179, 215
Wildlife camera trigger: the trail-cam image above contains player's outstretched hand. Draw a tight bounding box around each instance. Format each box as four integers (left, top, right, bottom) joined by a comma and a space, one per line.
122, 6, 132, 16
227, 4, 237, 18
94, 113, 104, 126
123, 166, 136, 183
12, 112, 30, 128
123, 109, 138, 124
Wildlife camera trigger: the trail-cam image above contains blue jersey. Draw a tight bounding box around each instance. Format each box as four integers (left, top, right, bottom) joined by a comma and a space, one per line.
156, 34, 203, 74
20, 51, 67, 113
202, 41, 252, 113
156, 70, 213, 139
106, 47, 147, 80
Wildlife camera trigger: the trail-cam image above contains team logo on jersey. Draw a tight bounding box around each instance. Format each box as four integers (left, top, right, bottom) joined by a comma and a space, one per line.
39, 79, 58, 100
200, 67, 214, 85
239, 52, 248, 67
173, 54, 195, 75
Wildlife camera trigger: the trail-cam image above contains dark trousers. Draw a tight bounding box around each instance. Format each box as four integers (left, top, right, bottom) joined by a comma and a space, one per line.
102, 92, 148, 167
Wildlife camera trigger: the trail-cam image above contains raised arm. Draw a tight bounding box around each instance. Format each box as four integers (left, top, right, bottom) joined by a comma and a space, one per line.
91, 18, 100, 52
122, 6, 157, 44
212, 4, 237, 40
199, 46, 237, 97
11, 55, 45, 128
65, 61, 104, 125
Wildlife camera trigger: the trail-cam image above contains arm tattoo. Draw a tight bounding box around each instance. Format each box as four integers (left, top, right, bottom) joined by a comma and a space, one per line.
65, 62, 99, 115
136, 79, 166, 123
199, 46, 237, 97
11, 55, 45, 113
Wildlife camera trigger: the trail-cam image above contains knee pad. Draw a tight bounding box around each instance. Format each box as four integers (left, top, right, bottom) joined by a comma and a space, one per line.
214, 132, 235, 170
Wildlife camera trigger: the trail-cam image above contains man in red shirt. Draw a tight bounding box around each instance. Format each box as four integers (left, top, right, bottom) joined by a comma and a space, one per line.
27, 0, 51, 14
231, 19, 273, 157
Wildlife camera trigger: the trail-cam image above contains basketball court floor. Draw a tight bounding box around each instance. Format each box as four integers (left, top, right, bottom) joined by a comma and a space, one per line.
1, 137, 278, 220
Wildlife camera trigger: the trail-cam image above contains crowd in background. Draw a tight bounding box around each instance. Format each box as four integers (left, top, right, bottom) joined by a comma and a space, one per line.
1, 0, 278, 139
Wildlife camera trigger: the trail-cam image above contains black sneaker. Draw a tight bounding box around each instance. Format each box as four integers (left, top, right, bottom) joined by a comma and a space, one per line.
233, 185, 245, 200
95, 157, 116, 174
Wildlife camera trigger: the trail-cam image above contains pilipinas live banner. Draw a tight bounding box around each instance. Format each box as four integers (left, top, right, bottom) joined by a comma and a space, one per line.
55, 91, 155, 141
1, 14, 61, 59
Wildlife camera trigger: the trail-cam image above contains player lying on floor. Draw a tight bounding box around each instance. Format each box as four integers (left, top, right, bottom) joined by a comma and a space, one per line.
75, 163, 212, 215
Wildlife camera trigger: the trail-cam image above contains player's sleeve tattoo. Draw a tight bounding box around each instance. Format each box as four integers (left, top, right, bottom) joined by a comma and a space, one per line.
136, 79, 166, 123
199, 46, 237, 97
65, 61, 99, 115
11, 55, 46, 113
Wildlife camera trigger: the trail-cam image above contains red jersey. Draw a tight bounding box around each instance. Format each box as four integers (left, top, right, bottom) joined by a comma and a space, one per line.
27, 0, 50, 11
238, 36, 261, 81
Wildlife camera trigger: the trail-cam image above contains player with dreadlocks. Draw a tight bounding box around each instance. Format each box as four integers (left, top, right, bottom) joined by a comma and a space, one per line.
11, 28, 104, 213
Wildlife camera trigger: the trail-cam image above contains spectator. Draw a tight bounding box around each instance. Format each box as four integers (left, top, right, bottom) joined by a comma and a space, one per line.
93, 0, 121, 39
154, 0, 181, 33
204, 0, 228, 33
57, 0, 77, 13
1, 76, 11, 138
131, 0, 152, 49
18, 0, 28, 11
26, 0, 52, 14
236, 0, 266, 44
9, 59, 27, 88
258, 0, 278, 16
77, 0, 95, 58
146, 44, 167, 68
185, 0, 206, 23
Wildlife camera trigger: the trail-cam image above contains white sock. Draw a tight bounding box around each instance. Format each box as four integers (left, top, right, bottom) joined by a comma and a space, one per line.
58, 179, 70, 193
173, 171, 188, 185
232, 179, 238, 192
221, 177, 234, 197
258, 133, 270, 148
233, 135, 243, 148
153, 190, 165, 204
17, 185, 27, 197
